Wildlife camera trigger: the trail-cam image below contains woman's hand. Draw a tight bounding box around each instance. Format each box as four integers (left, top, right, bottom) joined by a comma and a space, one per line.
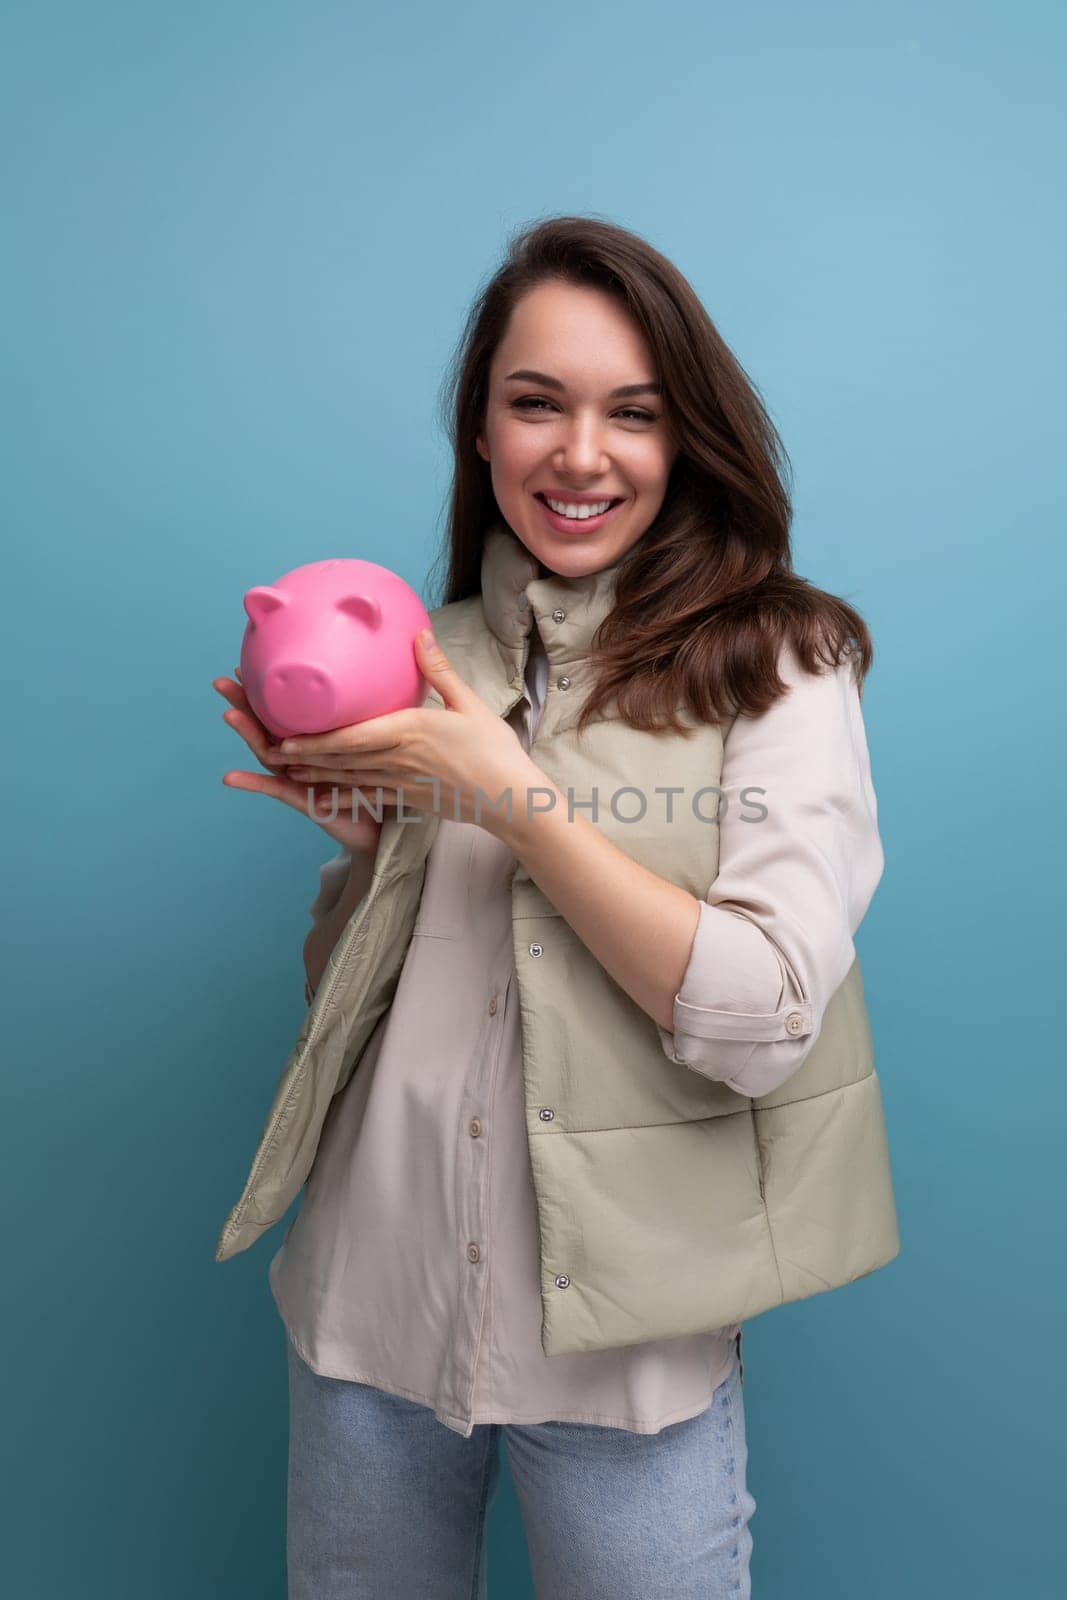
214, 666, 386, 856
266, 628, 541, 838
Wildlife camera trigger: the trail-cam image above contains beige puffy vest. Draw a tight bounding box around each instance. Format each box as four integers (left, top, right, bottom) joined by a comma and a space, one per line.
216, 523, 900, 1357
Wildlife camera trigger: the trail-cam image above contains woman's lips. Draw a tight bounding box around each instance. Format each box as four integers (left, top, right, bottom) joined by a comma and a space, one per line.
533, 493, 625, 534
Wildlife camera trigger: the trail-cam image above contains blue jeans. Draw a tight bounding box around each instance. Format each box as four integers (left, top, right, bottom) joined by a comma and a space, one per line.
285, 1332, 756, 1598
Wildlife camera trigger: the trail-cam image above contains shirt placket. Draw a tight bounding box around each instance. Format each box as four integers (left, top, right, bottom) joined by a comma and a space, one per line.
464, 961, 523, 1423
445, 683, 534, 1432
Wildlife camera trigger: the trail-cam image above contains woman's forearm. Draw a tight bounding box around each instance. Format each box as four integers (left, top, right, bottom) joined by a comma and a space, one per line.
303, 850, 377, 998
493, 768, 701, 1033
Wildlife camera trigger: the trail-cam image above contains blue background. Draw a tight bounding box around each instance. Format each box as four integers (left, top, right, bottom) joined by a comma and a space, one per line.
4, 1, 1063, 1594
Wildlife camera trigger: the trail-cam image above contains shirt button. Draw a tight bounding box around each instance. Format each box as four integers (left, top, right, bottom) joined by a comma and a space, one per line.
529, 943, 543, 957
554, 1274, 570, 1289
469, 1118, 482, 1137
552, 607, 566, 622
785, 1012, 805, 1035
488, 996, 498, 1015
557, 676, 571, 690
538, 1107, 555, 1121
467, 1243, 481, 1263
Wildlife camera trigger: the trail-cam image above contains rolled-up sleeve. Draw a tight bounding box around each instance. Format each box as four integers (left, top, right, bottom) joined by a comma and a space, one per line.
656, 640, 885, 1098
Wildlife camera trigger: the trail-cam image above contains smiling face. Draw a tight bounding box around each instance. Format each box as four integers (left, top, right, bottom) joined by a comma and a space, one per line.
475, 279, 678, 579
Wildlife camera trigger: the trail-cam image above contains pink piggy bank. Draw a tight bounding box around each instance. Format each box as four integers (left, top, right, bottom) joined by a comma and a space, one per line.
239, 558, 433, 740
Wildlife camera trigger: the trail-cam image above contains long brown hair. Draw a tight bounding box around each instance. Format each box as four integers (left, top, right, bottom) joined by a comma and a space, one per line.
430, 213, 873, 737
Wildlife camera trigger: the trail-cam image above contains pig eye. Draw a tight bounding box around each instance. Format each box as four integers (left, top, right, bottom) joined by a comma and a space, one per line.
336, 593, 383, 630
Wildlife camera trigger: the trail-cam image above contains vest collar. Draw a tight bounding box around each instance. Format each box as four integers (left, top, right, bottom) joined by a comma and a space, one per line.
479, 518, 628, 685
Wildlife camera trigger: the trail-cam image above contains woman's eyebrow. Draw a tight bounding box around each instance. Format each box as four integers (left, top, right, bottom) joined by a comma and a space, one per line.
504, 368, 662, 399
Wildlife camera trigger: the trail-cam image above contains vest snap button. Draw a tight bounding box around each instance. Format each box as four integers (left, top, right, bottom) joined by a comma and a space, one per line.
469, 1118, 482, 1137
529, 943, 543, 957
539, 1108, 555, 1121
554, 1274, 570, 1289
467, 1243, 481, 1262
557, 676, 571, 690
785, 1012, 805, 1035
552, 607, 566, 622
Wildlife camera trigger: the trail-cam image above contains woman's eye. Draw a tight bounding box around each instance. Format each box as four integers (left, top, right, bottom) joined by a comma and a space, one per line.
510, 398, 657, 423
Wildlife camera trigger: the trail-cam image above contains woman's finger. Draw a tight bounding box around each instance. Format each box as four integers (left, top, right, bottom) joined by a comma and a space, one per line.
287, 763, 408, 789
219, 701, 291, 773
222, 768, 289, 796
214, 677, 269, 740
304, 783, 399, 820
277, 749, 354, 769
213, 676, 306, 770
222, 769, 398, 824
222, 769, 331, 811
286, 762, 378, 783
213, 675, 256, 718
222, 712, 285, 772
285, 773, 434, 820
278, 741, 406, 771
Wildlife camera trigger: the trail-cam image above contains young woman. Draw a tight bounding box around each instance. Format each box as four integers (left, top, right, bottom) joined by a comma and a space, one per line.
215, 215, 899, 1598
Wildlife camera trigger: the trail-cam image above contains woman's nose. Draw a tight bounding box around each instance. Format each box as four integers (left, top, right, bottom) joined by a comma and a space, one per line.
554, 421, 609, 475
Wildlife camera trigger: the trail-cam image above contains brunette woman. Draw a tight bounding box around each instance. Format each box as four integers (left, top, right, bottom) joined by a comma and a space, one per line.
215, 214, 899, 1598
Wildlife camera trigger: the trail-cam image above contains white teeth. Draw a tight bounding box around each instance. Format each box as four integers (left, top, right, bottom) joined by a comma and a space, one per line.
544, 496, 615, 520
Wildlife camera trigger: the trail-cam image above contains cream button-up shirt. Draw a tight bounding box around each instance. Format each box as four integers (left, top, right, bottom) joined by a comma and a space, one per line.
269, 596, 883, 1438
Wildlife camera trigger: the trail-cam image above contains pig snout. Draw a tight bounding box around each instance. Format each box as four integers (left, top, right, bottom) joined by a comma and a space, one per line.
260, 662, 339, 733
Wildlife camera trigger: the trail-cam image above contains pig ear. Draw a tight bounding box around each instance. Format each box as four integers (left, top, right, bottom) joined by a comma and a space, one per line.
336, 593, 383, 630
243, 586, 290, 625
